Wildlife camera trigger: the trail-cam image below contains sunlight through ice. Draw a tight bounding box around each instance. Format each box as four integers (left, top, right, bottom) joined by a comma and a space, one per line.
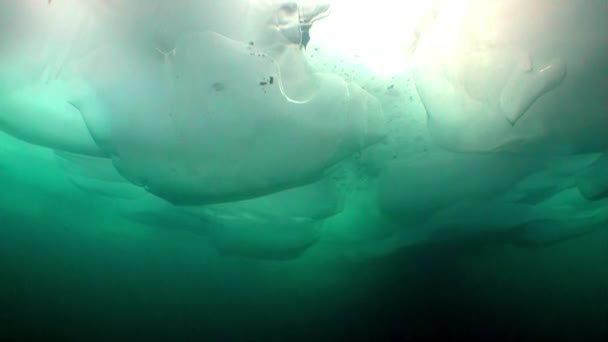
310, 0, 445, 76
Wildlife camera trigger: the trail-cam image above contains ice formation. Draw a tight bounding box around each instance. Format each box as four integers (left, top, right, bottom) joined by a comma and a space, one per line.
411, 0, 608, 154
0, 0, 606, 260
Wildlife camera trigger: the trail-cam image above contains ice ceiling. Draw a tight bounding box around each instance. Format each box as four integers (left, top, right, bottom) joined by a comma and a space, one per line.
0, 0, 607, 260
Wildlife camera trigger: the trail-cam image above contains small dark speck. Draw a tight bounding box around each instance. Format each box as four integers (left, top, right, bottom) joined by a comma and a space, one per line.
249, 41, 254, 46
211, 82, 225, 91
387, 85, 395, 90
269, 76, 274, 85
259, 81, 268, 86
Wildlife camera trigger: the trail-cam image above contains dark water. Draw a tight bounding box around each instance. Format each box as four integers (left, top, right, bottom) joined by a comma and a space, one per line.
1, 179, 606, 341
1, 2, 607, 340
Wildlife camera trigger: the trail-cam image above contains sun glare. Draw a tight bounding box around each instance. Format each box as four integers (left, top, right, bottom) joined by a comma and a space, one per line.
309, 0, 443, 76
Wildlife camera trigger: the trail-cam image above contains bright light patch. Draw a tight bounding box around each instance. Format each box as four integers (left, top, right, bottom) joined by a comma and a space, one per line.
310, 0, 442, 76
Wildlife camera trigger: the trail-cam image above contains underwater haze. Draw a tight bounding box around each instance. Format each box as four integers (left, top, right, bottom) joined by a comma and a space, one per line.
1, 1, 607, 340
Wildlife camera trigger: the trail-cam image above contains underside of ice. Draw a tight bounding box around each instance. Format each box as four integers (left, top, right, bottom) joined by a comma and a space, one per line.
0, 0, 607, 260
411, 0, 608, 154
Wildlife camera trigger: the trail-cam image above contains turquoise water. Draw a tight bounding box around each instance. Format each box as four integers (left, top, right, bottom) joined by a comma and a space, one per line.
1, 1, 608, 340
1, 132, 606, 340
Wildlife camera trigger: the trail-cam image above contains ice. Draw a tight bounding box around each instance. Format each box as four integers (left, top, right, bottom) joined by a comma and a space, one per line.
500, 58, 567, 125
0, 80, 103, 156
202, 213, 322, 260
377, 153, 542, 224
0, 0, 606, 261
54, 152, 146, 199
1, 0, 384, 205
188, 179, 339, 259
411, 0, 608, 154
577, 152, 608, 201
77, 30, 383, 204
113, 179, 339, 260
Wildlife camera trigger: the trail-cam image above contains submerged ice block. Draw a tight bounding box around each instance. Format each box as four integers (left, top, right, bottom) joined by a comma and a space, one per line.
377, 153, 541, 223
77, 31, 384, 204
577, 152, 608, 201
0, 0, 384, 205
2, 0, 606, 262
0, 80, 103, 156
411, 0, 608, 154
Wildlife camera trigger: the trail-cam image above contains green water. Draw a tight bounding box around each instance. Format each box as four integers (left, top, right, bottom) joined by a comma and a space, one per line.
1, 1, 608, 340
0, 140, 607, 340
